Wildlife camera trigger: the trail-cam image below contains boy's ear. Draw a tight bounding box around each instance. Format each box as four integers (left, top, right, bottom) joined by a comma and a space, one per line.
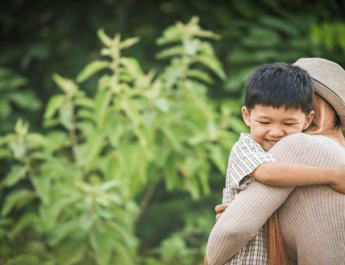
303, 111, 315, 130
242, 106, 251, 127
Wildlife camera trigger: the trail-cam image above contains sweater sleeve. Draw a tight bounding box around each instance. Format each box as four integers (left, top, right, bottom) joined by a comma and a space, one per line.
206, 133, 310, 265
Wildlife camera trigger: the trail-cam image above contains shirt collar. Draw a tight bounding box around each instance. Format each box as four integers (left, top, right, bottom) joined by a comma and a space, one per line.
239, 132, 252, 140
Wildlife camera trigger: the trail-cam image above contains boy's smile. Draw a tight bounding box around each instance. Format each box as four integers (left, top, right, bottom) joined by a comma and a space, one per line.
242, 105, 314, 151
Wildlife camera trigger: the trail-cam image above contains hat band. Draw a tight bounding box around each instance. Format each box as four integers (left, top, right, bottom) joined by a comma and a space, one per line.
311, 77, 344, 105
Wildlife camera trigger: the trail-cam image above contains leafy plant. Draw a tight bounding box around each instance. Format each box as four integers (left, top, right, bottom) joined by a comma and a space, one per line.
311, 22, 345, 53
0, 17, 242, 265
0, 68, 42, 133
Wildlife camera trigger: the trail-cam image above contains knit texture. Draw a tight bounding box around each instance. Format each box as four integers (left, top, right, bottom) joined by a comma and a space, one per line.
206, 133, 345, 265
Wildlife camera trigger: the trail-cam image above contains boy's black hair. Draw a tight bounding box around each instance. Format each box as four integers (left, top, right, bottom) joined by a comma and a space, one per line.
245, 62, 314, 115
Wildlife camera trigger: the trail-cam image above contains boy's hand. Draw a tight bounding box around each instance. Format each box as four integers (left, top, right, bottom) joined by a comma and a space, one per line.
215, 203, 229, 222
330, 164, 345, 194
215, 188, 229, 222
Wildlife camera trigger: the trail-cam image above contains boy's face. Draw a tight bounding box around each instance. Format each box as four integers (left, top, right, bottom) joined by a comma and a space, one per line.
242, 105, 314, 151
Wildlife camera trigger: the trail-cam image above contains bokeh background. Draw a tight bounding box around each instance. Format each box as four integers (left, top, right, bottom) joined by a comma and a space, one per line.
1, 1, 345, 264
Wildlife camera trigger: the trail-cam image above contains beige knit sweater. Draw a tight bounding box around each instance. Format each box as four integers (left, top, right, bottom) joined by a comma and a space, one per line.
206, 133, 345, 265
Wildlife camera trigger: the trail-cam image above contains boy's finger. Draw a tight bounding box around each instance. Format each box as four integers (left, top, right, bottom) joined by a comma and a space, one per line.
215, 214, 222, 222
215, 203, 229, 214
223, 188, 225, 196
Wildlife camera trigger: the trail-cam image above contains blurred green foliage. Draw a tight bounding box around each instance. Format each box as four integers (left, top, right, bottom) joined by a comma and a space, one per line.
0, 18, 239, 265
1, 0, 345, 264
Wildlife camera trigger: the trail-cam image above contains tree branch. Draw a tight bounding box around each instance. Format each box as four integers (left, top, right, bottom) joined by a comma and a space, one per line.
132, 178, 160, 226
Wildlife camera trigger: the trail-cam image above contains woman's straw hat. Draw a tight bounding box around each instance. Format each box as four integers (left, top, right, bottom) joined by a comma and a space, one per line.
293, 58, 345, 129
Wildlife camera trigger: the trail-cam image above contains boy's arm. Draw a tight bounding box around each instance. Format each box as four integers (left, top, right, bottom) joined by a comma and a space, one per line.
249, 162, 345, 193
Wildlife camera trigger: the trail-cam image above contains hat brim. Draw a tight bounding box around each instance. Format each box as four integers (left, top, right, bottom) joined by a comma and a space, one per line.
313, 79, 345, 129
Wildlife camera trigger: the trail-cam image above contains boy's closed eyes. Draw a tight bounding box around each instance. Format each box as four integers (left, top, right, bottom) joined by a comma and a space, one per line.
242, 104, 314, 151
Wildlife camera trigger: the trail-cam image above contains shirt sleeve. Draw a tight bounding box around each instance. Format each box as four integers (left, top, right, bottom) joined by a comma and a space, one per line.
226, 138, 276, 191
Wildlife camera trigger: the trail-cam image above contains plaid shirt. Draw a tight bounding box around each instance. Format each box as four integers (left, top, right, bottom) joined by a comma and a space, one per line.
222, 133, 276, 265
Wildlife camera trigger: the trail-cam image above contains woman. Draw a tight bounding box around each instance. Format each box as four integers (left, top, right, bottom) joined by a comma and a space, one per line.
205, 58, 345, 265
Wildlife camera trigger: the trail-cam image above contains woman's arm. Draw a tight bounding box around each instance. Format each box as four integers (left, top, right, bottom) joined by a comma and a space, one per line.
206, 133, 310, 265
206, 181, 295, 265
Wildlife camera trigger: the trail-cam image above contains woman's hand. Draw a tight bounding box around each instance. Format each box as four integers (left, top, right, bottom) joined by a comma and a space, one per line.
330, 164, 345, 194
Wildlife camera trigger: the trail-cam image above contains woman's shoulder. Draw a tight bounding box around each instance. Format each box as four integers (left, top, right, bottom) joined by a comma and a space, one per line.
269, 133, 345, 166
276, 133, 342, 149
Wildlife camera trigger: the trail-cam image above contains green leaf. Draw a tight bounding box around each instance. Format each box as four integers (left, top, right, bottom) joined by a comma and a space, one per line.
0, 70, 28, 90
164, 154, 182, 191
0, 100, 11, 118
76, 60, 109, 83
56, 241, 87, 265
161, 127, 183, 152
188, 177, 200, 200
0, 149, 11, 159
99, 221, 136, 248
187, 69, 213, 84
156, 25, 182, 45
44, 94, 65, 120
10, 212, 37, 238
120, 57, 143, 78
120, 143, 148, 191
0, 134, 16, 146
199, 41, 215, 55
77, 109, 95, 121
79, 213, 96, 231
31, 177, 50, 204
261, 16, 299, 36
164, 65, 184, 89
99, 180, 121, 192
5, 165, 26, 187
39, 204, 60, 230
208, 145, 226, 174
77, 121, 96, 138
9, 91, 42, 110
225, 67, 255, 91
183, 39, 200, 56
95, 90, 112, 129
52, 73, 78, 95
198, 170, 211, 196
59, 102, 74, 130
197, 54, 226, 80
74, 132, 105, 172
119, 37, 140, 50
97, 28, 113, 47
27, 133, 50, 148
9, 142, 25, 159
155, 45, 183, 59
49, 220, 79, 246
106, 122, 123, 147
194, 29, 221, 40
90, 231, 113, 265
153, 145, 168, 167
112, 240, 134, 265
121, 100, 143, 126
184, 156, 199, 177
75, 97, 95, 109
154, 98, 170, 113
229, 117, 249, 133
1, 189, 35, 216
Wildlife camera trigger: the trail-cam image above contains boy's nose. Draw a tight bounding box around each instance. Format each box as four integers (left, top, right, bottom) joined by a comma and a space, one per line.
269, 127, 284, 137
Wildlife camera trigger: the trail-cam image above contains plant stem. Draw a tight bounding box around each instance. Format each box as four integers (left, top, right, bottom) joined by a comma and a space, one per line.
132, 178, 160, 226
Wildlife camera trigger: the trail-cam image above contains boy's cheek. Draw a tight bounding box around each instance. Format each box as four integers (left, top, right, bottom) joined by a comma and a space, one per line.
286, 126, 304, 135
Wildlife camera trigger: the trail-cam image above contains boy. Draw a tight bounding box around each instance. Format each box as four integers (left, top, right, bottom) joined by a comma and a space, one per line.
222, 63, 344, 265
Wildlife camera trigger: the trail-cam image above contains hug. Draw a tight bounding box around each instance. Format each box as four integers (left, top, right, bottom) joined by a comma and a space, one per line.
205, 58, 345, 265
